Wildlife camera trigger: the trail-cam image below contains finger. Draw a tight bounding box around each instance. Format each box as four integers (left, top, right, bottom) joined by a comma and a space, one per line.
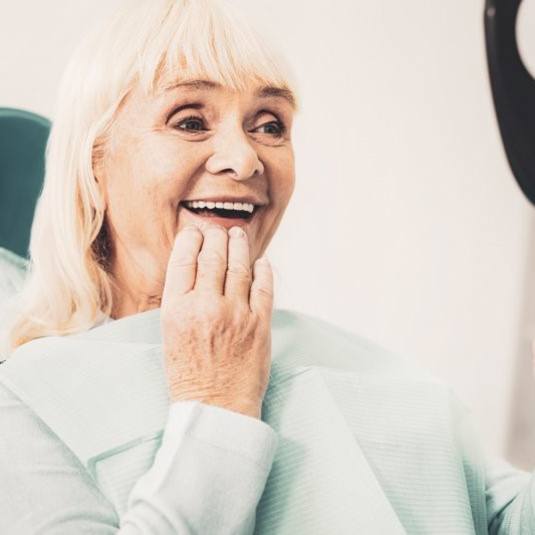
162, 226, 204, 299
224, 226, 252, 301
194, 224, 228, 294
249, 256, 273, 318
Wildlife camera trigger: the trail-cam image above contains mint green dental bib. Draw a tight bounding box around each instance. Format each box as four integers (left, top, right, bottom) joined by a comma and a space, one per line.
0, 308, 492, 533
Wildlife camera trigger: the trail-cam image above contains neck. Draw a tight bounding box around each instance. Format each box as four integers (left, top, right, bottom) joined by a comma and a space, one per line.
110, 291, 162, 320
109, 250, 165, 320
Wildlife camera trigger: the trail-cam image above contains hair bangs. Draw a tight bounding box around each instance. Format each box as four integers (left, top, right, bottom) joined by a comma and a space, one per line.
136, 0, 299, 109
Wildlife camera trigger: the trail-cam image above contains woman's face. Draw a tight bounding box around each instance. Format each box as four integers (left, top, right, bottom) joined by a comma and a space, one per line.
95, 77, 295, 300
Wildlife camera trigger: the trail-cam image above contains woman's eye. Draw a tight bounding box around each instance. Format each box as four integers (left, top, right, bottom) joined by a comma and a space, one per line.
255, 121, 286, 137
174, 116, 207, 132
172, 116, 286, 138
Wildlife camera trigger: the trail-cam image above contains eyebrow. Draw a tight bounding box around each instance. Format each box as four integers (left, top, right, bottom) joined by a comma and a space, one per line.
163, 79, 297, 109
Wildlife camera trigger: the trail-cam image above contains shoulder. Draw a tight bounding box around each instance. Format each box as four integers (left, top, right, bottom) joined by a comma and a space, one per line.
0, 333, 152, 433
272, 308, 440, 384
0, 335, 89, 390
0, 378, 61, 450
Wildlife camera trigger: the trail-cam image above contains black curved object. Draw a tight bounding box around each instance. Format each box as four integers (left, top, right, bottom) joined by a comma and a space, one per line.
485, 0, 535, 205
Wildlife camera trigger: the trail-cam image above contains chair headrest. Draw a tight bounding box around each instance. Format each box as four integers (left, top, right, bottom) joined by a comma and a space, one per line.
0, 108, 51, 258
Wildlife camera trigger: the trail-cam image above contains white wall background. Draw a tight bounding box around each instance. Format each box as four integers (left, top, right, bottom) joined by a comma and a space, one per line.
2, 0, 535, 466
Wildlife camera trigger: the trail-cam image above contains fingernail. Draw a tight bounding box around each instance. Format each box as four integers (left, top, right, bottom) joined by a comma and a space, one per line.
229, 226, 245, 238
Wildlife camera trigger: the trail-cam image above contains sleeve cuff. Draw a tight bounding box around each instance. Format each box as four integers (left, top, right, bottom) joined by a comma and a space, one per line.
165, 400, 279, 472
123, 399, 279, 532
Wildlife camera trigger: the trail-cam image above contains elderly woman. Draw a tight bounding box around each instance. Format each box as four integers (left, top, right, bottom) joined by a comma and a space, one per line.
0, 0, 534, 533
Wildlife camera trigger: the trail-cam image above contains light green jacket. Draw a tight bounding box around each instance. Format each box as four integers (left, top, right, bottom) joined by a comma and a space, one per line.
0, 308, 533, 534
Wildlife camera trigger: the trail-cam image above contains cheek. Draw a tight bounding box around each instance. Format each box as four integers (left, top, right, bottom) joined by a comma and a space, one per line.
268, 153, 295, 205
107, 136, 203, 215
139, 136, 209, 201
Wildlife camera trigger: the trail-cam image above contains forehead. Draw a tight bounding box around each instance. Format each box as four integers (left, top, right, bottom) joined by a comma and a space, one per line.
159, 79, 297, 110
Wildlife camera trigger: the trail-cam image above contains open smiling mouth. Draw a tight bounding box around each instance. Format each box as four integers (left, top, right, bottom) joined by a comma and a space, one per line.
179, 200, 261, 227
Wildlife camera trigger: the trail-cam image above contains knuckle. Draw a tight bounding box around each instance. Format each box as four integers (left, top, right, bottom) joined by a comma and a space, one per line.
252, 284, 273, 299
227, 262, 251, 278
197, 249, 226, 266
170, 252, 198, 268
231, 304, 250, 326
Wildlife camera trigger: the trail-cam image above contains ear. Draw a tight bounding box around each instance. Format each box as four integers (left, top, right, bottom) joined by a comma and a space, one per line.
91, 145, 109, 207
91, 131, 110, 186
92, 154, 104, 184
91, 168, 108, 213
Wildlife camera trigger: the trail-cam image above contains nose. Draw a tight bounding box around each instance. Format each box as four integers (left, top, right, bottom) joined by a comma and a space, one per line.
205, 125, 264, 181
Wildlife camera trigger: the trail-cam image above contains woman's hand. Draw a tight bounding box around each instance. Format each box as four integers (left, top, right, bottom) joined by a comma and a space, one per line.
160, 224, 273, 419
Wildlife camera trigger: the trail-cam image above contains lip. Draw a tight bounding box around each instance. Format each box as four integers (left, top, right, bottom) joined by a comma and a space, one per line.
178, 203, 265, 230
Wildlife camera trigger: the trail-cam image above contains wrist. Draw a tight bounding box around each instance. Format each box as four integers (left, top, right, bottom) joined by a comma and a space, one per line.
204, 398, 261, 419
169, 388, 261, 419
197, 396, 261, 419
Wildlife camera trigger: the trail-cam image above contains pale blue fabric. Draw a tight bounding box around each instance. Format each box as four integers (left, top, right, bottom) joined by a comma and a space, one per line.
0, 247, 27, 291
0, 248, 27, 360
0, 307, 534, 533
0, 247, 26, 315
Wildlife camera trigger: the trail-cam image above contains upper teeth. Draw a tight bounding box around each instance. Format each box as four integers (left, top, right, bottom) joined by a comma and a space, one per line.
184, 200, 255, 213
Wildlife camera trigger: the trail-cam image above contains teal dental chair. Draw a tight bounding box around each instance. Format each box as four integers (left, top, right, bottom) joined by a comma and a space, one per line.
0, 108, 50, 259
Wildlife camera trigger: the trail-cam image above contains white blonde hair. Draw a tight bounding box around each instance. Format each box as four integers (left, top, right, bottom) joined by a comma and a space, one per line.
2, 0, 299, 357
